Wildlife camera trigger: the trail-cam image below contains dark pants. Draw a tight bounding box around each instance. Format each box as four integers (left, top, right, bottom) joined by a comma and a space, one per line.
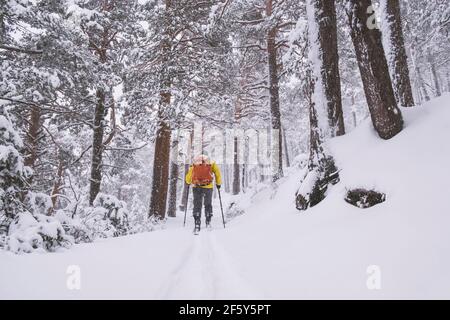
192, 187, 213, 225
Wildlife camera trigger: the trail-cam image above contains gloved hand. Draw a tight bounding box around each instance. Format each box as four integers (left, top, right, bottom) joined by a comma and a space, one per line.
216, 184, 221, 190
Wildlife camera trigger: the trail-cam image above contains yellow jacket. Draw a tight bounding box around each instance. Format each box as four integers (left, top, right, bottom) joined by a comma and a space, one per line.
185, 161, 222, 189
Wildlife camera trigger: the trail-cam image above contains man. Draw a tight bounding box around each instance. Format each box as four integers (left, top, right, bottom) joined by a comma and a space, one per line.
185, 154, 222, 232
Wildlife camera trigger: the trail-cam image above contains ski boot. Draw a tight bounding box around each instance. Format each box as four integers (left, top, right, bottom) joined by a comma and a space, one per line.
193, 217, 201, 235
205, 214, 212, 230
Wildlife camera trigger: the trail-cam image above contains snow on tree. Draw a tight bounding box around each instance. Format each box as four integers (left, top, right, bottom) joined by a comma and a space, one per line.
87, 193, 130, 238
0, 105, 31, 235
402, 0, 449, 103
307, 0, 345, 137
294, 0, 341, 211
225, 0, 304, 182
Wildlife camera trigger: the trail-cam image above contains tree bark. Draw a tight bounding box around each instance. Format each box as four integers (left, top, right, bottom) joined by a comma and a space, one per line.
351, 95, 358, 128
50, 154, 64, 210
241, 164, 246, 193
24, 105, 41, 170
295, 70, 339, 211
89, 88, 107, 205
148, 0, 173, 220
413, 61, 430, 103
232, 136, 240, 195
347, 0, 403, 140
405, 20, 429, 104
266, 0, 283, 182
428, 50, 441, 97
0, 4, 5, 42
179, 130, 193, 211
380, 0, 415, 107
148, 103, 172, 220
310, 0, 345, 136
447, 72, 450, 93
282, 126, 290, 168
167, 136, 179, 218
418, 71, 431, 102
87, 14, 117, 205
305, 74, 323, 171
224, 164, 230, 193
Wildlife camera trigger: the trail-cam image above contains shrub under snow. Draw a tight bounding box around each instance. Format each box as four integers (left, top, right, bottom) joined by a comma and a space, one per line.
83, 193, 130, 238
6, 211, 72, 254
1, 108, 72, 254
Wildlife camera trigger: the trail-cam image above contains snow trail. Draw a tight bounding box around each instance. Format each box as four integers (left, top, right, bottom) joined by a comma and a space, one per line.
157, 228, 259, 299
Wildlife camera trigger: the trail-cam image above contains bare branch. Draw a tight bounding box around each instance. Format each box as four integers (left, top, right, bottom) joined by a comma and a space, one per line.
0, 44, 43, 55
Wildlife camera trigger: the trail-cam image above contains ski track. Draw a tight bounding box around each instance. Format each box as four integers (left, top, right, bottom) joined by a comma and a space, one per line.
157, 224, 259, 299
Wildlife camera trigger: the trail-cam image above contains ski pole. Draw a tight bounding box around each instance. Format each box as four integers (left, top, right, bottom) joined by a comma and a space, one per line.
217, 187, 226, 228
183, 184, 190, 227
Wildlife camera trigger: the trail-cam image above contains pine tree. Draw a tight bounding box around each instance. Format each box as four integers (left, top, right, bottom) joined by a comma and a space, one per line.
295, 0, 340, 211
0, 106, 30, 234
266, 0, 283, 181
147, 0, 174, 220
346, 0, 403, 140
402, 0, 449, 103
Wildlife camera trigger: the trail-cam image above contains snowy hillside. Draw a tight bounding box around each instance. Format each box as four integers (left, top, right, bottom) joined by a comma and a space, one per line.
1, 95, 449, 299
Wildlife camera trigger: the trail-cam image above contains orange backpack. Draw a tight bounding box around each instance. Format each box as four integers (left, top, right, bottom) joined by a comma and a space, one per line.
191, 163, 213, 186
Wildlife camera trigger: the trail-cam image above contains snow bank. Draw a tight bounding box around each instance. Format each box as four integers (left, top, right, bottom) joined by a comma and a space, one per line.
217, 94, 450, 299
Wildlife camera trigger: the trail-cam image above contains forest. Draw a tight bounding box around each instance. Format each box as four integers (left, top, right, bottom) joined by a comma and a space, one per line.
1, 0, 450, 298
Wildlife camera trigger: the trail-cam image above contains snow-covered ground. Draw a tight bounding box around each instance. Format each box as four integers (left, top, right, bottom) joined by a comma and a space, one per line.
1, 94, 450, 299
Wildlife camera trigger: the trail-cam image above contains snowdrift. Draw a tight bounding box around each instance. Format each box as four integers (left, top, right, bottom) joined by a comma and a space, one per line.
215, 94, 450, 299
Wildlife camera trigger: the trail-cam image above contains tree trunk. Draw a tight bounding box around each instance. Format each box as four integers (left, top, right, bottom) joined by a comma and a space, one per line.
148, 111, 172, 220
447, 72, 450, 93
310, 0, 345, 137
418, 71, 431, 102
296, 70, 339, 211
224, 164, 230, 193
232, 136, 240, 195
282, 127, 290, 168
89, 88, 107, 205
351, 95, 358, 127
179, 164, 190, 211
405, 19, 429, 104
245, 164, 249, 189
24, 105, 41, 170
179, 130, 193, 211
266, 0, 283, 182
167, 136, 179, 218
148, 0, 173, 220
414, 62, 430, 103
305, 74, 323, 171
347, 0, 403, 140
241, 164, 246, 193
380, 0, 415, 108
428, 50, 441, 97
259, 165, 264, 183
50, 154, 64, 210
